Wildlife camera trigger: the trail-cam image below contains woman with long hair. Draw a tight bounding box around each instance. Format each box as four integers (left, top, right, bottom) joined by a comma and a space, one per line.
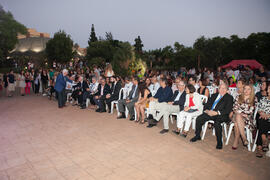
256, 83, 270, 158
104, 64, 114, 78
232, 84, 256, 149
134, 82, 152, 124
255, 81, 267, 102
18, 70, 26, 96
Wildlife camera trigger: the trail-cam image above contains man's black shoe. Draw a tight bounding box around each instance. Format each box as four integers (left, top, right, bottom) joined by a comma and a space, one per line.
95, 108, 101, 112
216, 144, 223, 150
129, 116, 135, 121
117, 115, 126, 119
80, 106, 86, 109
172, 130, 180, 135
190, 136, 201, 142
100, 109, 106, 113
160, 129, 169, 134
147, 124, 156, 128
149, 119, 158, 125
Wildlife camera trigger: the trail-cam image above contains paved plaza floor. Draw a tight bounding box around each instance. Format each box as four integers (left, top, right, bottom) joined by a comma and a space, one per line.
0, 94, 269, 180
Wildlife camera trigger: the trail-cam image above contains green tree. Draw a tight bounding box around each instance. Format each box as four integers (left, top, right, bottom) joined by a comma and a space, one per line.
88, 24, 98, 46
45, 30, 74, 65
0, 5, 27, 61
134, 36, 143, 54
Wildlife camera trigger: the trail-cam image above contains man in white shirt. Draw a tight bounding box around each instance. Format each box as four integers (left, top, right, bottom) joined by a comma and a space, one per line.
81, 77, 99, 109
148, 75, 160, 96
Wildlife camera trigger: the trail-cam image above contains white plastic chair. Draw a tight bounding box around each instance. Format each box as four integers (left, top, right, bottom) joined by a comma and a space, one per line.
207, 86, 215, 97
229, 87, 237, 99
169, 94, 208, 129
201, 120, 228, 142
66, 92, 72, 103
225, 123, 253, 151
111, 88, 124, 116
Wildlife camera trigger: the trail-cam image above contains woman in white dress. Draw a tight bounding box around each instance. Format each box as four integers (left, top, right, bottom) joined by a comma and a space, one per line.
18, 71, 26, 96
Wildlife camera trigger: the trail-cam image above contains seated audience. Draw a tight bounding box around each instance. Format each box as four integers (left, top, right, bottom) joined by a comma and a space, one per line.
134, 82, 152, 124
94, 77, 111, 112
81, 76, 99, 109
105, 76, 122, 113
256, 81, 267, 102
231, 84, 256, 150
190, 83, 233, 149
148, 75, 160, 96
174, 84, 203, 137
153, 80, 186, 133
117, 77, 139, 120
146, 78, 173, 128
188, 76, 199, 91
256, 83, 270, 158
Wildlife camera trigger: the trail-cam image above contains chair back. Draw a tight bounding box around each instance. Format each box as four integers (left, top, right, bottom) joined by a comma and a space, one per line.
207, 86, 215, 97
200, 95, 208, 104
118, 88, 124, 100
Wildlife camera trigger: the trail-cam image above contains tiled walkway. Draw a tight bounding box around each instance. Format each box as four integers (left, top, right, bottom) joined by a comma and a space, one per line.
0, 95, 269, 180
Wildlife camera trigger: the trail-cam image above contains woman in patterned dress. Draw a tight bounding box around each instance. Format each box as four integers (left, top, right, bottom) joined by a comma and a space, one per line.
232, 84, 256, 149
256, 83, 270, 158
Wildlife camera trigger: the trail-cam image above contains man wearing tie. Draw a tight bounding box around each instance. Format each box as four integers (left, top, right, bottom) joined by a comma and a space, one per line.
190, 83, 233, 149
117, 77, 139, 120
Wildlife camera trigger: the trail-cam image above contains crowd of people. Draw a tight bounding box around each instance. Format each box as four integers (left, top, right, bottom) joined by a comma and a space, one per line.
0, 63, 270, 158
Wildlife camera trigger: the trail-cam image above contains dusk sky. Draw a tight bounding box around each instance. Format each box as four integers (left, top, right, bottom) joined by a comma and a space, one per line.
1, 0, 270, 50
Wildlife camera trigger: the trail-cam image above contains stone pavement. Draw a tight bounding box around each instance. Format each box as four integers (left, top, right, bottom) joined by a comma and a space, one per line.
0, 95, 269, 180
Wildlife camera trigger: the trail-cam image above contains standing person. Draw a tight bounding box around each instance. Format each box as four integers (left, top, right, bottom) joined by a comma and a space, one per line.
7, 70, 16, 97
41, 70, 49, 95
34, 70, 40, 95
25, 71, 31, 95
54, 69, 72, 108
30, 69, 35, 92
18, 70, 26, 96
3, 73, 9, 97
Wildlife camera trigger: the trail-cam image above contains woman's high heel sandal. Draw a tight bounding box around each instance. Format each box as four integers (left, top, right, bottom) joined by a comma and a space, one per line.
243, 140, 249, 146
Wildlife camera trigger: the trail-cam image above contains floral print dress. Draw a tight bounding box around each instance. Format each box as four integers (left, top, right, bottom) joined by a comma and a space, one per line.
233, 95, 256, 129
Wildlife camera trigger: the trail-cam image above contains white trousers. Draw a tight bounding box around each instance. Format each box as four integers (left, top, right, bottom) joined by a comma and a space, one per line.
154, 103, 180, 130
177, 111, 201, 132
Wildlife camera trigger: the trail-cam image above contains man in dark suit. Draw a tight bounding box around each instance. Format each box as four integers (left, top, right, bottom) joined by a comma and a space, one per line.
105, 76, 122, 113
76, 76, 90, 106
190, 83, 233, 149
117, 76, 139, 120
94, 78, 111, 112
54, 69, 73, 108
151, 80, 186, 134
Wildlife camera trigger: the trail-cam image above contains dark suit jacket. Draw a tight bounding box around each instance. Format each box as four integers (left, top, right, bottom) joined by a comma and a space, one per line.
94, 84, 111, 97
128, 84, 139, 103
170, 90, 186, 111
74, 81, 89, 93
204, 92, 233, 120
110, 81, 122, 100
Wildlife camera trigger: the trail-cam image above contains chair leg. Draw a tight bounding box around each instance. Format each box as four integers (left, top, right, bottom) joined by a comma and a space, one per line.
202, 121, 209, 140
110, 102, 114, 114
252, 130, 259, 152
223, 123, 228, 139
170, 115, 173, 124
134, 108, 137, 121
225, 123, 234, 145
192, 117, 196, 130
246, 128, 251, 151
125, 107, 129, 119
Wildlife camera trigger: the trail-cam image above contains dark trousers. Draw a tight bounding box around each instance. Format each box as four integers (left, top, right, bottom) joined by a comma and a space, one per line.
34, 83, 40, 94
82, 92, 95, 106
105, 96, 118, 111
195, 113, 229, 145
94, 96, 106, 110
256, 115, 270, 146
57, 89, 66, 108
